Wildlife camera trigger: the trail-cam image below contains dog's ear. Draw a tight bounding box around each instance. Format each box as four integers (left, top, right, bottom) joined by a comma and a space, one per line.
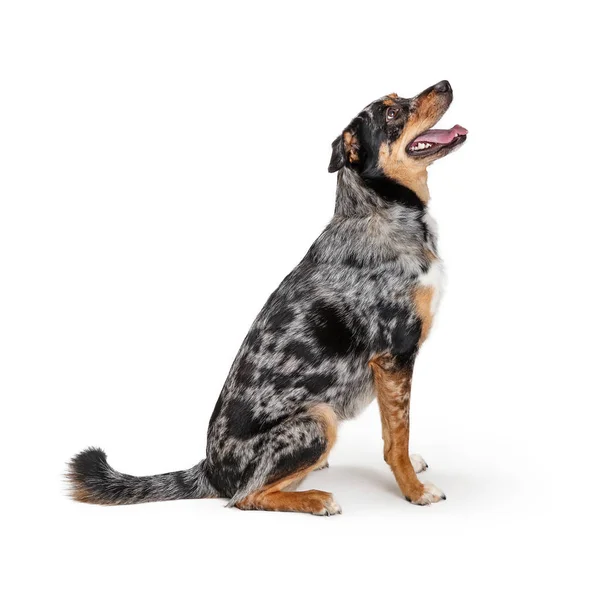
328, 129, 360, 173
328, 134, 346, 173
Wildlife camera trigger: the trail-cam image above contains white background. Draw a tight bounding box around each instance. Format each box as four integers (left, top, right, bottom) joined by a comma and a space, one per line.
1, 1, 598, 598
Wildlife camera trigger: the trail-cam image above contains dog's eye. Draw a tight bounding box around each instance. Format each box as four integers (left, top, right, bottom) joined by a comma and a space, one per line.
386, 107, 399, 121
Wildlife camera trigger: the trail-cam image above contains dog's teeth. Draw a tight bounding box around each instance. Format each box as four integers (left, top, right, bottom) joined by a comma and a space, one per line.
413, 142, 432, 151
411, 141, 433, 152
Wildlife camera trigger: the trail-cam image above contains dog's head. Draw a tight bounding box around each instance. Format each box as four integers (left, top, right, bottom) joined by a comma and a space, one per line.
328, 81, 467, 202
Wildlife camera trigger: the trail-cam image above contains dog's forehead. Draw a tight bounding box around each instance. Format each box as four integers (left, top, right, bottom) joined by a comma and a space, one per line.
359, 93, 409, 121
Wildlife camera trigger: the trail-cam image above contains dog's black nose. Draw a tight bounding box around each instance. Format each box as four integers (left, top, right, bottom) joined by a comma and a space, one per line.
434, 80, 452, 94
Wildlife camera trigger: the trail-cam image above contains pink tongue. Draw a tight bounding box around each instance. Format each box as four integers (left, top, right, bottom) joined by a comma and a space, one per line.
412, 124, 468, 145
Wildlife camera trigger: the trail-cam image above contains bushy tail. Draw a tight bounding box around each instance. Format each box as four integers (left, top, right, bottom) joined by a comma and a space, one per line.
66, 447, 218, 505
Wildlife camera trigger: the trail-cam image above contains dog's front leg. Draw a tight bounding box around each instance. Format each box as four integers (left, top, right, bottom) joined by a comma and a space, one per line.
369, 353, 445, 505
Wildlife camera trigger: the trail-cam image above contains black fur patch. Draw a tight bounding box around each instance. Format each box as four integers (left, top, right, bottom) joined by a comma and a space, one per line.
300, 373, 336, 394
270, 436, 327, 482
372, 305, 421, 365
245, 328, 261, 351
309, 300, 355, 357
236, 355, 255, 382
224, 398, 290, 440
206, 453, 256, 498
69, 447, 109, 483
267, 306, 294, 331
284, 340, 316, 362
224, 399, 258, 439
362, 175, 424, 211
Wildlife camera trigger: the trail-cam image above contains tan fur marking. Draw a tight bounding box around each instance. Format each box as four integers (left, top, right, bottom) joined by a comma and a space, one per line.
69, 485, 93, 504
378, 90, 450, 204
369, 354, 424, 502
413, 285, 434, 345
236, 489, 337, 514
383, 93, 399, 106
343, 131, 360, 164
66, 471, 104, 504
425, 248, 437, 262
380, 144, 430, 203
235, 404, 338, 515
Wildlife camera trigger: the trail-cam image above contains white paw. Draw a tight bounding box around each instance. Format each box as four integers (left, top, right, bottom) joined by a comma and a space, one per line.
410, 453, 428, 473
315, 497, 342, 516
412, 482, 446, 506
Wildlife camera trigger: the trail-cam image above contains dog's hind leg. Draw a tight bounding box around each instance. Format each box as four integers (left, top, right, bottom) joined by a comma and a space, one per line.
233, 404, 340, 516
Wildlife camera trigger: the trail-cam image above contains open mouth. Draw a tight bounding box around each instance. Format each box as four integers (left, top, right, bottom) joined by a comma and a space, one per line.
406, 124, 468, 158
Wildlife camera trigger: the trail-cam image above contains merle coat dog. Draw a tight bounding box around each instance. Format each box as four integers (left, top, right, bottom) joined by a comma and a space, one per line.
68, 81, 467, 516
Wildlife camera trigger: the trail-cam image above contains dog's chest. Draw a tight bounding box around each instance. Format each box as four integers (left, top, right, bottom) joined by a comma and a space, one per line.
417, 259, 445, 317
411, 258, 445, 344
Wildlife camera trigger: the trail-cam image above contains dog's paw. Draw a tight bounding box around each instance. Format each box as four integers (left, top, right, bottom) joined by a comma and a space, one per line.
314, 461, 329, 471
311, 493, 342, 516
411, 482, 446, 506
410, 453, 428, 473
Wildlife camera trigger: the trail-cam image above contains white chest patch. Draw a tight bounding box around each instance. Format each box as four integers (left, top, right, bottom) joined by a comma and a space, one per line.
417, 259, 445, 316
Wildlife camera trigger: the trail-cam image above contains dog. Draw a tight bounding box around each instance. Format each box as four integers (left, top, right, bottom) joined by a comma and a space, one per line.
68, 80, 467, 516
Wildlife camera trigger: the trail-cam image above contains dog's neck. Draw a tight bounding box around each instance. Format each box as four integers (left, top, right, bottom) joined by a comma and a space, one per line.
308, 168, 437, 270
392, 168, 430, 204
334, 167, 428, 217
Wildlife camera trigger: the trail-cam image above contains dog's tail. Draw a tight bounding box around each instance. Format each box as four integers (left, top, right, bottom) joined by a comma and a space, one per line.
66, 447, 219, 505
